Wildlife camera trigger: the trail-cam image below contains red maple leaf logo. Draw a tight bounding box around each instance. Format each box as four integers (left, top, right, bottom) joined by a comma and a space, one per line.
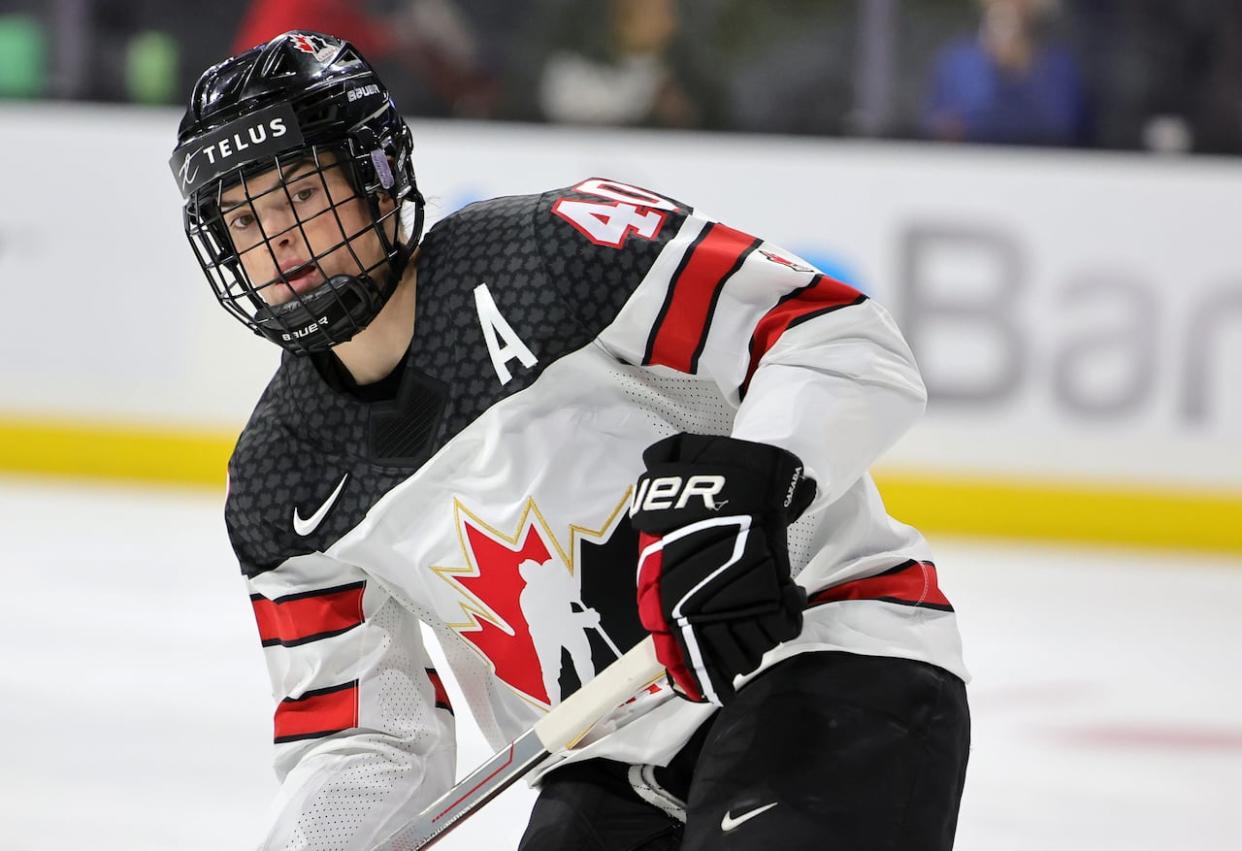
456, 518, 553, 705
433, 495, 631, 710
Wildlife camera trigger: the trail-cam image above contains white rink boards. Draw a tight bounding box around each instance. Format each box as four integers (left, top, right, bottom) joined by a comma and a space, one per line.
1, 476, 1239, 850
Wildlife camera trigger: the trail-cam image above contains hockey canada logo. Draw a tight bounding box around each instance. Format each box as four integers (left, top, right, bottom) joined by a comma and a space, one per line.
290, 33, 336, 64
433, 493, 646, 710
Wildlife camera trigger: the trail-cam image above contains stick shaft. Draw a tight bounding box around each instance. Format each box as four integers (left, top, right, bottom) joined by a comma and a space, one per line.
376, 729, 549, 850
376, 637, 664, 850
533, 636, 661, 751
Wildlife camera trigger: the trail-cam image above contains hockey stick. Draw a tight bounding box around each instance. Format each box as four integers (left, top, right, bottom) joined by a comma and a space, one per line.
375, 636, 663, 850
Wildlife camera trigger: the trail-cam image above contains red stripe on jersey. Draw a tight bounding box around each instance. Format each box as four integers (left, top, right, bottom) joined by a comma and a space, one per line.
644, 223, 761, 374
741, 274, 867, 397
807, 560, 953, 612
273, 681, 359, 743
251, 581, 366, 647
426, 668, 453, 714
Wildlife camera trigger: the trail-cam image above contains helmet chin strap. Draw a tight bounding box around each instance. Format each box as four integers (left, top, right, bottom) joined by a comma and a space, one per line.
253, 270, 393, 352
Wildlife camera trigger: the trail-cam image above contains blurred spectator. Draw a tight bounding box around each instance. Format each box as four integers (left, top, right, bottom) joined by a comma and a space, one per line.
234, 0, 394, 57
922, 0, 1087, 145
536, 0, 710, 128
234, 0, 501, 117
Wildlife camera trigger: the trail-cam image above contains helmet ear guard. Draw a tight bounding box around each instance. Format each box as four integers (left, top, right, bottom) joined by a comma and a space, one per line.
171, 31, 425, 354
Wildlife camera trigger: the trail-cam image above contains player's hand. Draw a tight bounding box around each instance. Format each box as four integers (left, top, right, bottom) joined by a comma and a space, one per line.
630, 433, 815, 706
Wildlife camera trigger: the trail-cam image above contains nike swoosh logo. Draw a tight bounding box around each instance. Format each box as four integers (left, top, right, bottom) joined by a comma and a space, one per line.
721, 802, 778, 832
293, 474, 349, 537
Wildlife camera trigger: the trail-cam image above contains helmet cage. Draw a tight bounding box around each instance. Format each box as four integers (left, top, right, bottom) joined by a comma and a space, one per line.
184, 134, 422, 354
173, 31, 425, 355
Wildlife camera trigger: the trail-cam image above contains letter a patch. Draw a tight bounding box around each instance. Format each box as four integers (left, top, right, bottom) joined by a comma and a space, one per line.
474, 283, 537, 385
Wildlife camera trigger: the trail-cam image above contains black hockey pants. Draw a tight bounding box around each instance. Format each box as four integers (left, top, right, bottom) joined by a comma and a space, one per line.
517, 650, 970, 850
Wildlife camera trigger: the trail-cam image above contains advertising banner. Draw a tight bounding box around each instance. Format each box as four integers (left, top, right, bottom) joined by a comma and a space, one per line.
2, 106, 1238, 546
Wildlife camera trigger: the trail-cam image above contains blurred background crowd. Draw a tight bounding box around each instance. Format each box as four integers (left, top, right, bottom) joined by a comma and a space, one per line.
3, 0, 1242, 154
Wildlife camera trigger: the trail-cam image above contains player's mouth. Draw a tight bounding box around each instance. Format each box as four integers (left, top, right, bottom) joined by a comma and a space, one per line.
277, 260, 324, 298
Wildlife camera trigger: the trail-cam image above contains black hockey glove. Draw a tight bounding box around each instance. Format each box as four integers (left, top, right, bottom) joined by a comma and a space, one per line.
631, 433, 816, 706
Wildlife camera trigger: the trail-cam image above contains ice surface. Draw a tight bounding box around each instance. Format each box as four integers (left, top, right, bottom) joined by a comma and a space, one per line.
1, 476, 1238, 850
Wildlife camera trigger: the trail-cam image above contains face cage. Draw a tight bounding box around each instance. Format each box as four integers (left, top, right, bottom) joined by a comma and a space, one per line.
185, 142, 418, 354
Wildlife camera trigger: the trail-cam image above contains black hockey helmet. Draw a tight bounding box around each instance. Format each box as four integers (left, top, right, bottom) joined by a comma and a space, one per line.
170, 31, 424, 354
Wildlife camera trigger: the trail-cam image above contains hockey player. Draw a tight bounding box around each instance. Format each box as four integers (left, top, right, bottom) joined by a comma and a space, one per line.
170, 31, 970, 850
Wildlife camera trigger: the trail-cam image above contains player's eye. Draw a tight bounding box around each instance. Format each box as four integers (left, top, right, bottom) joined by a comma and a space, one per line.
228, 213, 255, 231
291, 186, 317, 203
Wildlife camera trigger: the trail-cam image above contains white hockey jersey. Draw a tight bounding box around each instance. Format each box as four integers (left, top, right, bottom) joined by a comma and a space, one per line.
225, 178, 967, 849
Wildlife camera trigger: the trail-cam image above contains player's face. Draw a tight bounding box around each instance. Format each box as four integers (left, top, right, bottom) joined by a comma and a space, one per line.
218, 153, 394, 307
